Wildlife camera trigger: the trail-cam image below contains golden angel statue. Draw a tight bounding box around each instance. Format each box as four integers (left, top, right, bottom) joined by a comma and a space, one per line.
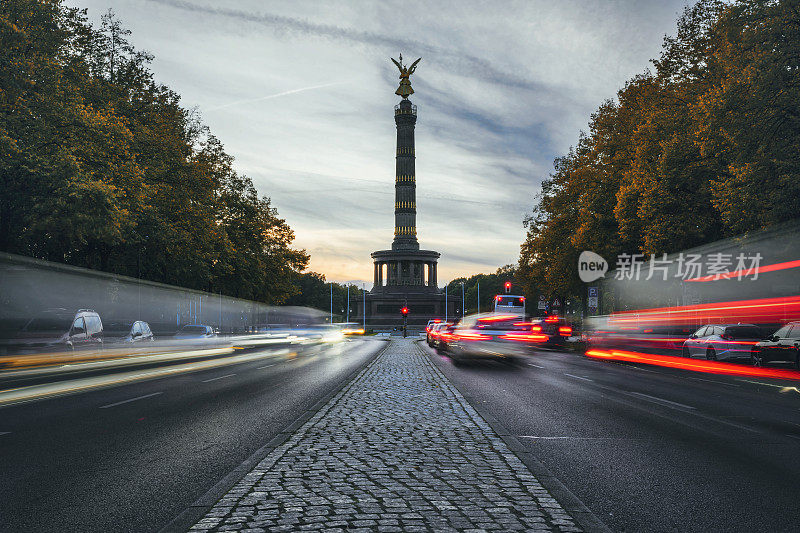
391, 54, 421, 98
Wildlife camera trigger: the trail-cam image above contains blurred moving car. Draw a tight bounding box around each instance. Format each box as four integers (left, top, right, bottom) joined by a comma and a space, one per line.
428, 322, 453, 351
173, 324, 216, 339
425, 319, 442, 343
434, 323, 458, 354
104, 320, 154, 344
340, 322, 365, 335
681, 324, 763, 361
530, 315, 573, 347
751, 321, 800, 368
446, 314, 541, 364
427, 323, 447, 347
2, 308, 103, 354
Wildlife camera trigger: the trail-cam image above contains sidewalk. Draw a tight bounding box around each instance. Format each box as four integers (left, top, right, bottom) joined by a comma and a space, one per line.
187, 339, 584, 532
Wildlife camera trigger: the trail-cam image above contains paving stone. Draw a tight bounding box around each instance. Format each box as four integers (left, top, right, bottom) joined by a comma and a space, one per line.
187, 339, 581, 531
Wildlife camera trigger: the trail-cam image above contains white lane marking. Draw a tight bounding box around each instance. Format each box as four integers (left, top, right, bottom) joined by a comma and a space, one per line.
630, 366, 657, 373
738, 379, 783, 388
256, 363, 276, 369
518, 435, 628, 440
564, 373, 593, 382
786, 434, 800, 440
626, 391, 695, 410
0, 431, 11, 436
527, 363, 544, 369
201, 373, 236, 383
690, 376, 740, 387
99, 391, 163, 409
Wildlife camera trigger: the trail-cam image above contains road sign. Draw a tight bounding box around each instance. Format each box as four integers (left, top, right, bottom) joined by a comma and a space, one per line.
588, 286, 598, 297
552, 298, 561, 307
588, 296, 598, 308
537, 301, 546, 310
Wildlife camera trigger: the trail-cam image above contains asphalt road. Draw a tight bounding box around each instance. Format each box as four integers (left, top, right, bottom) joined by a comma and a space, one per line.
0, 338, 383, 533
424, 342, 800, 533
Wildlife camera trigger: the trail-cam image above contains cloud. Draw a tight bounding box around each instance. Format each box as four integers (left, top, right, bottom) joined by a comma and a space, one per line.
206, 81, 348, 111
145, 0, 562, 93
70, 0, 688, 283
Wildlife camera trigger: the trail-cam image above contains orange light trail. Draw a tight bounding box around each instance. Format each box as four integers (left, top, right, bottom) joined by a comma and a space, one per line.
607, 295, 800, 326
685, 259, 800, 282
585, 348, 800, 381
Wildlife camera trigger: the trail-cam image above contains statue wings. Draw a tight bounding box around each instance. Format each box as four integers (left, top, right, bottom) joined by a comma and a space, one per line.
391, 56, 403, 72
391, 56, 422, 74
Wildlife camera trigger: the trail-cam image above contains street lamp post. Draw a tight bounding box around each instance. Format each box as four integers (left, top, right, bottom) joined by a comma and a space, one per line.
477, 282, 480, 314
362, 283, 366, 331
460, 281, 465, 317
445, 281, 448, 322
347, 286, 350, 323
329, 284, 333, 323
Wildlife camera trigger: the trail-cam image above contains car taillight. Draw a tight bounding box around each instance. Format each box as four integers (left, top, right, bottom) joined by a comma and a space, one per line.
531, 325, 542, 333
559, 326, 572, 336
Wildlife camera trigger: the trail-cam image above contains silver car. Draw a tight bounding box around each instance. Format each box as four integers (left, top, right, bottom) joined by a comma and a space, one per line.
681, 324, 763, 361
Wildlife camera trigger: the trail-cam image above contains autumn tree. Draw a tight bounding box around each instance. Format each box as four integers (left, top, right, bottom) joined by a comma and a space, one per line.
519, 0, 799, 302
0, 1, 308, 303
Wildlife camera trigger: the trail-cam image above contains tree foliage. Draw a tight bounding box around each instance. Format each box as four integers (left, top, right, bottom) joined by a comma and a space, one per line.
519, 0, 800, 301
285, 272, 366, 320
447, 265, 518, 315
0, 1, 308, 303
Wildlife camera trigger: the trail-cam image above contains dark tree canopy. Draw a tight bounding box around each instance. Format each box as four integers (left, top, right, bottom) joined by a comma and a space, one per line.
519, 0, 800, 301
0, 1, 309, 303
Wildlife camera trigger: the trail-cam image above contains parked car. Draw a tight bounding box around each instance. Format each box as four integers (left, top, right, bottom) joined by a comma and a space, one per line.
751, 321, 800, 368
681, 324, 763, 361
173, 324, 216, 339
2, 308, 103, 354
104, 320, 155, 344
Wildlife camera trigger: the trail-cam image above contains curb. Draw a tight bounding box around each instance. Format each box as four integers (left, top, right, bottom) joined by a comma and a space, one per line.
418, 344, 613, 533
158, 339, 389, 533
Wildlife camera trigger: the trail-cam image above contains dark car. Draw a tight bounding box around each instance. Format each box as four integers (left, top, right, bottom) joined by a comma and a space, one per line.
104, 320, 155, 344
751, 322, 800, 367
530, 316, 573, 347
1, 308, 103, 354
682, 324, 763, 361
174, 324, 216, 339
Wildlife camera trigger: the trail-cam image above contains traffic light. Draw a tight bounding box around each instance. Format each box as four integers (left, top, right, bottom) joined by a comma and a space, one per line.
401, 306, 409, 316
504, 281, 512, 293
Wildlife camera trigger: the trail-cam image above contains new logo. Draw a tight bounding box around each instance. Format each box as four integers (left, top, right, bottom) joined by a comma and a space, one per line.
578, 251, 607, 283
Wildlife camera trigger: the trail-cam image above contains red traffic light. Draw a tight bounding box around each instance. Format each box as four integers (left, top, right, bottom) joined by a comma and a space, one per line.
504, 281, 512, 293
401, 306, 409, 315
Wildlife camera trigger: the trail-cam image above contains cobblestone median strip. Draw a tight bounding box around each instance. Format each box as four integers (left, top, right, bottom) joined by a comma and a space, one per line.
188, 339, 588, 532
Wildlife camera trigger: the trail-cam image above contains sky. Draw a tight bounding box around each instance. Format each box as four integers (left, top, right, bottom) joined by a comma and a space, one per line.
69, 0, 690, 287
